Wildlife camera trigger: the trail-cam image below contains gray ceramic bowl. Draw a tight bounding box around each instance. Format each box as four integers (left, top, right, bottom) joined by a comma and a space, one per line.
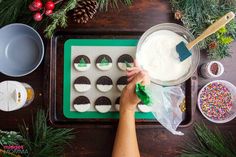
0, 23, 44, 77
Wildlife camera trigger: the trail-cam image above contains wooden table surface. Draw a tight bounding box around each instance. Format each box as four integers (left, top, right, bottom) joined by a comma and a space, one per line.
1, 0, 236, 156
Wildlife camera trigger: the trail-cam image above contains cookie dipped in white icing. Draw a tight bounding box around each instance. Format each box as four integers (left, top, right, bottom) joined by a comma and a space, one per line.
73, 96, 91, 112
95, 96, 112, 113
115, 97, 120, 111
137, 102, 152, 113
96, 54, 112, 71
137, 30, 192, 81
74, 55, 91, 72
116, 76, 128, 92
96, 76, 113, 92
74, 76, 91, 92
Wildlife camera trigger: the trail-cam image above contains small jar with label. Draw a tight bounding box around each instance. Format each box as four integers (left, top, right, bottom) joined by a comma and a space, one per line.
0, 81, 34, 112
200, 61, 224, 79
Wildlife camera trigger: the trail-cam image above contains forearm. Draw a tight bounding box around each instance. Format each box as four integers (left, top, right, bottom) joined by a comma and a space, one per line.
112, 110, 140, 157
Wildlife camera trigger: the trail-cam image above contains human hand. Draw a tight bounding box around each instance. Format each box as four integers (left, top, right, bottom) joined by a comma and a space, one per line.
119, 60, 150, 113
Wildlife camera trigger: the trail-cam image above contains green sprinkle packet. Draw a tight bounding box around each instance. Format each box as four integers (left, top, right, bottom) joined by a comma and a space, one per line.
135, 83, 152, 105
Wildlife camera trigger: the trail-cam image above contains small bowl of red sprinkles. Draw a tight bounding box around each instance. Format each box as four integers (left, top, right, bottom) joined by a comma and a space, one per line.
198, 80, 236, 123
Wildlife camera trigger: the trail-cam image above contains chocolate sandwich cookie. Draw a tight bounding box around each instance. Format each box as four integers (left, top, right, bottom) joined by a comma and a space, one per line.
95, 96, 112, 113
116, 76, 128, 92
138, 101, 152, 113
96, 76, 113, 92
73, 96, 91, 112
96, 54, 112, 71
74, 76, 91, 92
115, 97, 120, 111
74, 55, 91, 71
117, 54, 134, 71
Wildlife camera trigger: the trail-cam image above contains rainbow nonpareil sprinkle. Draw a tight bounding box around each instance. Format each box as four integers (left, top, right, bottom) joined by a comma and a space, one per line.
200, 82, 233, 120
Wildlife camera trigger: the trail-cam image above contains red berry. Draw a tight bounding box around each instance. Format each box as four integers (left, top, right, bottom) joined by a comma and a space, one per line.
45, 1, 55, 10
33, 12, 43, 22
45, 9, 53, 16
29, 4, 38, 11
32, 0, 43, 10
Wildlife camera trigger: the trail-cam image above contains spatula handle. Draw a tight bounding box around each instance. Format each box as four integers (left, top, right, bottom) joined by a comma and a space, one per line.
187, 12, 235, 49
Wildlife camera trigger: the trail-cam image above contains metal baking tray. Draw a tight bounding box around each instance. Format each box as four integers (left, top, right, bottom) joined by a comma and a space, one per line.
47, 30, 198, 128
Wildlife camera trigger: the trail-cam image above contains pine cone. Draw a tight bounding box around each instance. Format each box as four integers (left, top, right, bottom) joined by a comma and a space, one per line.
73, 0, 98, 24
174, 10, 183, 20
208, 41, 218, 49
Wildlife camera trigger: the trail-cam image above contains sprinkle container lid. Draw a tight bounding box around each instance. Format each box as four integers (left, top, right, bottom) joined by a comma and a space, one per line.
0, 81, 27, 112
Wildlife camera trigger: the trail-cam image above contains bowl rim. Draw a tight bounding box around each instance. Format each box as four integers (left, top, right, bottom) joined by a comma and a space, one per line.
197, 80, 236, 123
136, 23, 200, 86
0, 23, 44, 77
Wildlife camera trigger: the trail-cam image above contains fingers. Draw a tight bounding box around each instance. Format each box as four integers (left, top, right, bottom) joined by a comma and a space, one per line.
128, 71, 146, 88
134, 59, 140, 68
126, 68, 141, 77
140, 71, 150, 85
126, 60, 150, 84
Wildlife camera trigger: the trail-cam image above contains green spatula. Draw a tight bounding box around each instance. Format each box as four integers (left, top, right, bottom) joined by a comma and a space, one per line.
176, 11, 235, 62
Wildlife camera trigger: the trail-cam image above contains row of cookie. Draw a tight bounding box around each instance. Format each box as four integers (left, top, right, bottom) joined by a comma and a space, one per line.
73, 96, 152, 113
74, 76, 128, 93
73, 54, 134, 72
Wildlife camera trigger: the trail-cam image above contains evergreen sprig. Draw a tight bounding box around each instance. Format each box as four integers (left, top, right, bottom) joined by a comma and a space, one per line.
181, 123, 236, 157
44, 0, 78, 38
97, 0, 133, 11
0, 0, 29, 27
170, 0, 236, 60
0, 130, 23, 146
19, 109, 75, 157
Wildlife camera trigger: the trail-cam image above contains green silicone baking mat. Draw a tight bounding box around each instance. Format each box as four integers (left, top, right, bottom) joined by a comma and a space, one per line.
63, 39, 155, 119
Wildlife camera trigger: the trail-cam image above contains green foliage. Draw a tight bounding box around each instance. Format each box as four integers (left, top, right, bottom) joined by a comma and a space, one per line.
0, 0, 134, 38
0, 0, 29, 26
181, 123, 236, 157
170, 0, 236, 60
19, 109, 75, 157
96, 0, 133, 11
0, 130, 23, 146
44, 0, 77, 38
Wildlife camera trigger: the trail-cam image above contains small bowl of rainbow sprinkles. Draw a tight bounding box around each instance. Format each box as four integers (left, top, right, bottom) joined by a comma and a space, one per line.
198, 80, 236, 123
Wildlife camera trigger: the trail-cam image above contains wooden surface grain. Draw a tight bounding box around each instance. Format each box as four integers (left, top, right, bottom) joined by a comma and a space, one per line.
0, 0, 236, 157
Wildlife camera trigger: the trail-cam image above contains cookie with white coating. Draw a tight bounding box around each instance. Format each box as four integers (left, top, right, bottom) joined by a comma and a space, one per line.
137, 101, 152, 113
117, 54, 134, 71
116, 76, 128, 92
74, 55, 91, 71
95, 96, 112, 113
73, 96, 91, 112
96, 54, 112, 71
115, 97, 120, 111
74, 76, 91, 92
96, 76, 113, 92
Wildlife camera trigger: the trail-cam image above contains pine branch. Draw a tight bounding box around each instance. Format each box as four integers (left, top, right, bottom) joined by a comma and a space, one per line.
181, 123, 236, 157
44, 0, 78, 38
0, 0, 30, 27
170, 0, 236, 60
96, 0, 133, 11
19, 109, 75, 157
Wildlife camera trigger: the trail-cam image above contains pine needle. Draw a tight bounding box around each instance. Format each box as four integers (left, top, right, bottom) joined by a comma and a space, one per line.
0, 0, 27, 26
44, 0, 78, 38
170, 0, 236, 60
19, 109, 75, 157
96, 0, 133, 11
180, 123, 236, 157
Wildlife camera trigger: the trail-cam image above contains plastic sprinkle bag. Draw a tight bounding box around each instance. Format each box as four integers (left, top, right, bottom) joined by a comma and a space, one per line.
136, 83, 185, 135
